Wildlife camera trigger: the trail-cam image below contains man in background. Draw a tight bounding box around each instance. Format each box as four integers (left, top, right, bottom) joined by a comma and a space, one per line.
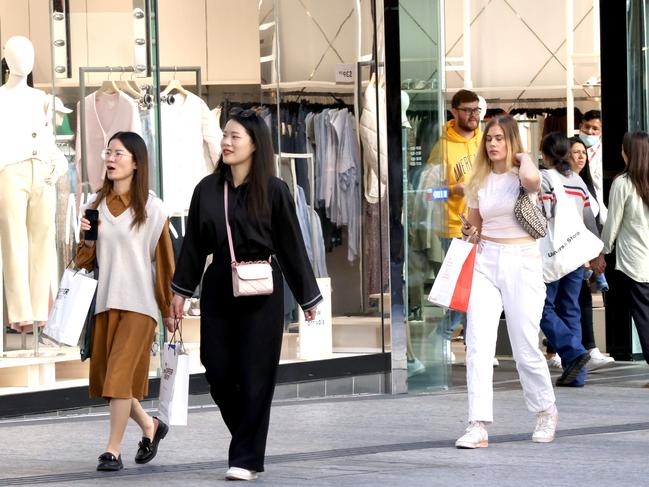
579, 110, 603, 196
427, 89, 484, 362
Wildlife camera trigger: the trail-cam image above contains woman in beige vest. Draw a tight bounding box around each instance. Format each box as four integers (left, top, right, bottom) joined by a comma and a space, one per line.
76, 131, 175, 471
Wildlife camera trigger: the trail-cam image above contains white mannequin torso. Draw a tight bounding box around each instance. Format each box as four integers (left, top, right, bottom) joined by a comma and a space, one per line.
0, 36, 66, 175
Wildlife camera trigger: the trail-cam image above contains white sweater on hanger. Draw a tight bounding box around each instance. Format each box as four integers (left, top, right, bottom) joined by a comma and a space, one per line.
160, 92, 222, 215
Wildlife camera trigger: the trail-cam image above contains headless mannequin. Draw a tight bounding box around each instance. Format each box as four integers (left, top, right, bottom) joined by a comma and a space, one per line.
0, 36, 65, 339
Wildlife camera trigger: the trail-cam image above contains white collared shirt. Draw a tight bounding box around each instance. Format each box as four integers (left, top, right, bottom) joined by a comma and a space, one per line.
587, 140, 603, 196
602, 174, 649, 282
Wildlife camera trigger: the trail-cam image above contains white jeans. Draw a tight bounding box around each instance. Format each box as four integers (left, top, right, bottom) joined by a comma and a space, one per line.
466, 240, 555, 423
0, 159, 56, 323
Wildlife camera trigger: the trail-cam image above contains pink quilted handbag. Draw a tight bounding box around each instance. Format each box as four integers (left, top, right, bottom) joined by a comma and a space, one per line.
224, 182, 273, 297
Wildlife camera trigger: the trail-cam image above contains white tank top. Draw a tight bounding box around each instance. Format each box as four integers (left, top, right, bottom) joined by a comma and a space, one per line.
470, 171, 531, 239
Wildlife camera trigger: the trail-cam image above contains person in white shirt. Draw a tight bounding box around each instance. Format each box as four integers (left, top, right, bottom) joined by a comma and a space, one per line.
456, 115, 557, 449
539, 134, 603, 389
544, 137, 614, 371
597, 131, 649, 368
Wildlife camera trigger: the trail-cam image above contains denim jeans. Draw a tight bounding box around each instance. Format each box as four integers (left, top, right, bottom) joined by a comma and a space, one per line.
541, 266, 588, 385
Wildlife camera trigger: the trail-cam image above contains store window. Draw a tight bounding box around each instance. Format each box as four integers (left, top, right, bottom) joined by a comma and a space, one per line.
399, 0, 449, 392
256, 0, 390, 364
0, 0, 388, 398
627, 0, 649, 131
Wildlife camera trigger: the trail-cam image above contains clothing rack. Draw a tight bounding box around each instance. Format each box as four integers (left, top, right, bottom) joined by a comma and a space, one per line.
78, 65, 202, 197
356, 60, 386, 318
277, 152, 319, 275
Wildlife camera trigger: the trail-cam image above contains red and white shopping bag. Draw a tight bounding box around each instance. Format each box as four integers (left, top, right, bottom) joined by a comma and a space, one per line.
427, 239, 477, 312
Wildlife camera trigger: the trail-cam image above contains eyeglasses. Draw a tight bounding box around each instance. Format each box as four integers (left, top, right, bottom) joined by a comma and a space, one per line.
101, 149, 133, 161
456, 107, 481, 115
229, 107, 259, 119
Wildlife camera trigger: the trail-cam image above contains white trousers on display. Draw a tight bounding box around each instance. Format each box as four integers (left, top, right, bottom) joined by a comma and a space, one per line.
465, 240, 555, 423
0, 159, 56, 324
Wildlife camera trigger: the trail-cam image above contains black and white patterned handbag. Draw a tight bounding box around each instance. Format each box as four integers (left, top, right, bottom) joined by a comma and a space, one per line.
514, 186, 547, 239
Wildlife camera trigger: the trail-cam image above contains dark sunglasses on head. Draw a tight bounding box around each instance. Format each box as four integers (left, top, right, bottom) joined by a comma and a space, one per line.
229, 107, 259, 119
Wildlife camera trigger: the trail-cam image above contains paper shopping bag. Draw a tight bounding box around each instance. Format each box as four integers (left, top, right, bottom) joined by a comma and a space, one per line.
44, 268, 97, 346
158, 342, 190, 426
427, 238, 477, 312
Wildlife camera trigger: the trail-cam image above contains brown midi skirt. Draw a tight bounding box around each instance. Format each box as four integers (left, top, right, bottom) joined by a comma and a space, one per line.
89, 309, 156, 400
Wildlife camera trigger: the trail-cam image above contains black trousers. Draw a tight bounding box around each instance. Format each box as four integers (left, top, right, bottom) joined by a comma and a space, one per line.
618, 271, 649, 363
200, 260, 284, 472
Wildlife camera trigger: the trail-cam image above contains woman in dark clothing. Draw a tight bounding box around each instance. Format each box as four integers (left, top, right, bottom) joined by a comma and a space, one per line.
170, 108, 322, 481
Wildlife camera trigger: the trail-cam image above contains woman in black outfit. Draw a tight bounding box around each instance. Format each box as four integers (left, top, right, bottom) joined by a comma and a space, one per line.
170, 108, 322, 481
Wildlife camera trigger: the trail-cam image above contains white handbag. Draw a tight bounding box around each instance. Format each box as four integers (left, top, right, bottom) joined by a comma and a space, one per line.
539, 170, 603, 283
224, 181, 274, 297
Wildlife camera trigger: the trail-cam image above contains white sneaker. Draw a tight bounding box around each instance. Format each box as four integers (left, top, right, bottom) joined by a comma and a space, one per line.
547, 354, 562, 369
187, 298, 201, 316
455, 421, 488, 449
493, 358, 500, 367
587, 348, 615, 371
532, 405, 558, 443
226, 467, 258, 481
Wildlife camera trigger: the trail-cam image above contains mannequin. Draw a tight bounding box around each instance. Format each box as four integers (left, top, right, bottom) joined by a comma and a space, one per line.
0, 36, 67, 332
401, 90, 411, 128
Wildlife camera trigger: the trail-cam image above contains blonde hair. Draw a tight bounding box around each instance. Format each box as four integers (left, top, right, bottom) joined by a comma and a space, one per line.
465, 115, 523, 203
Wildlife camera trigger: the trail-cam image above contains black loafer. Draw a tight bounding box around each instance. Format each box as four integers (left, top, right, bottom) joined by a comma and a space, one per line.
97, 452, 123, 471
556, 352, 590, 386
134, 416, 169, 464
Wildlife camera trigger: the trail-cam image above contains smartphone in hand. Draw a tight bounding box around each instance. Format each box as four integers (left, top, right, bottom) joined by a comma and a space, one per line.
84, 208, 99, 241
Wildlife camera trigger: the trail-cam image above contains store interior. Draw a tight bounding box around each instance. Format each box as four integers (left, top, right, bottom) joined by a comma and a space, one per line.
0, 0, 392, 397
0, 0, 604, 398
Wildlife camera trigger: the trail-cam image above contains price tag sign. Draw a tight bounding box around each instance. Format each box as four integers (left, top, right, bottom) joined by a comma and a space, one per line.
428, 188, 449, 201
335, 63, 355, 83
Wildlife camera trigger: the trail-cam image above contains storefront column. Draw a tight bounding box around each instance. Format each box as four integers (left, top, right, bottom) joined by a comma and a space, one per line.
599, 0, 636, 360
383, 0, 407, 394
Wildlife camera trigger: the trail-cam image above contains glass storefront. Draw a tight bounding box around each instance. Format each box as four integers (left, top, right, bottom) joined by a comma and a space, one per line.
627, 0, 649, 131
398, 0, 448, 392
0, 0, 391, 401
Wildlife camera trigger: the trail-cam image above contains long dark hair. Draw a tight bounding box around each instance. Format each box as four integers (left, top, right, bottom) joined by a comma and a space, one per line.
216, 109, 274, 221
541, 132, 572, 176
94, 131, 149, 229
622, 131, 649, 208
568, 136, 596, 196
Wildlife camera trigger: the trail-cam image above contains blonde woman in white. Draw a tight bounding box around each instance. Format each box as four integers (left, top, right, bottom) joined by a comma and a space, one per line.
456, 115, 557, 448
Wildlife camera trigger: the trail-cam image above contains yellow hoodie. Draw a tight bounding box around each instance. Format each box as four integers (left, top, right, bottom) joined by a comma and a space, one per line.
427, 120, 482, 238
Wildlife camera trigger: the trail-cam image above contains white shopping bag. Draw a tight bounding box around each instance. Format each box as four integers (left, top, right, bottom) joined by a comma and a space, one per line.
427, 238, 477, 312
539, 170, 603, 283
158, 340, 190, 426
44, 268, 97, 346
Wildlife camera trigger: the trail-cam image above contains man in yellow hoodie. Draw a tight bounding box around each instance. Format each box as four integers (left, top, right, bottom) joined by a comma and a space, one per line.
428, 89, 482, 238
426, 89, 483, 361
